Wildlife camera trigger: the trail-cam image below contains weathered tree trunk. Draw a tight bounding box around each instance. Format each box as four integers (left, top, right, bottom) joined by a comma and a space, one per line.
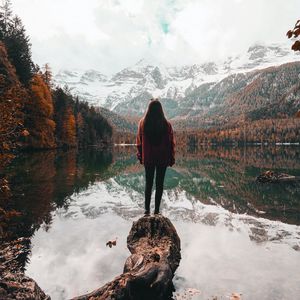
72, 214, 181, 300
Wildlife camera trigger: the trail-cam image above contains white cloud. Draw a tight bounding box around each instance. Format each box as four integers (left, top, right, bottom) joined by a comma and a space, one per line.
10, 0, 300, 74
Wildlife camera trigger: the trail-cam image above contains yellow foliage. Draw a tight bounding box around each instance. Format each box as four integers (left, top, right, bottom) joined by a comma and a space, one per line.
63, 107, 76, 146
25, 74, 57, 149
30, 74, 53, 117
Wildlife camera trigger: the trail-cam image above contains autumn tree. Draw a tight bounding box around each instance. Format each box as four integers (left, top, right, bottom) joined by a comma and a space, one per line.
287, 20, 300, 51
74, 100, 112, 146
75, 110, 85, 148
62, 106, 76, 146
0, 42, 27, 159
53, 87, 77, 148
1, 2, 112, 152
24, 74, 56, 149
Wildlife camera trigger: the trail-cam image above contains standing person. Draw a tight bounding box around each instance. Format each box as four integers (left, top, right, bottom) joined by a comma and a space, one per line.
136, 98, 175, 215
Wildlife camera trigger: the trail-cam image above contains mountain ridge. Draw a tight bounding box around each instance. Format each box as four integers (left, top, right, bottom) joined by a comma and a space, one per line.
54, 43, 300, 129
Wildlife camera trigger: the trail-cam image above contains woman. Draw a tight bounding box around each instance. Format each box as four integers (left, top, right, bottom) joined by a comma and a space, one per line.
136, 98, 175, 215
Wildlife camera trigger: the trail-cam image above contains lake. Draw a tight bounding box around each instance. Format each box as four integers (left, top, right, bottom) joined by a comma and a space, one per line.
4, 145, 300, 300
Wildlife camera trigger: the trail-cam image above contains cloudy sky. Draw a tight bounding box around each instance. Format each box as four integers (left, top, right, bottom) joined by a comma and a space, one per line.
11, 0, 300, 74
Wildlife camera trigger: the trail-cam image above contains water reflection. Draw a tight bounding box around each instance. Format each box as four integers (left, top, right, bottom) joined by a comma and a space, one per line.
4, 145, 300, 299
5, 149, 114, 238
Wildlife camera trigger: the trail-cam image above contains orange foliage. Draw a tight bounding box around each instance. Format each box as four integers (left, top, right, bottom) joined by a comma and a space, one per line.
62, 106, 76, 146
0, 42, 25, 157
175, 118, 300, 146
287, 20, 300, 51
24, 74, 56, 149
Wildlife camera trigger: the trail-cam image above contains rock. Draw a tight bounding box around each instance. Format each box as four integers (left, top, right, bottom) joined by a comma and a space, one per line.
256, 170, 299, 183
0, 237, 50, 299
0, 216, 181, 300
72, 215, 181, 300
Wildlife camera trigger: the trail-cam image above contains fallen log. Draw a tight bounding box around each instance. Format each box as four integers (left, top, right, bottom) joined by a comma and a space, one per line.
72, 214, 181, 300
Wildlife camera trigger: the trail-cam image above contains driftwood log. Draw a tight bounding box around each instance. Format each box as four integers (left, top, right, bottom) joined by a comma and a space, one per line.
73, 214, 181, 300
256, 170, 300, 183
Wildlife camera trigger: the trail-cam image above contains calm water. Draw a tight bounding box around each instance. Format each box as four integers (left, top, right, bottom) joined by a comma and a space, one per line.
4, 146, 300, 300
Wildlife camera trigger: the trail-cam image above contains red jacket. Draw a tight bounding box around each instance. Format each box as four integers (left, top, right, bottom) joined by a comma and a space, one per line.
136, 119, 175, 166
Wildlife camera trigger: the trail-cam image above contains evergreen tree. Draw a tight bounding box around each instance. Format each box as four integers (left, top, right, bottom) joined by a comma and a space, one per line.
0, 1, 34, 85
4, 16, 34, 85
42, 63, 52, 88
0, 0, 12, 40
53, 87, 76, 148
53, 87, 112, 148
0, 2, 112, 153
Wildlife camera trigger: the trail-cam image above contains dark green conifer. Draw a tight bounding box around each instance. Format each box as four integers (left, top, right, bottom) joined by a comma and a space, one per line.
0, 1, 34, 85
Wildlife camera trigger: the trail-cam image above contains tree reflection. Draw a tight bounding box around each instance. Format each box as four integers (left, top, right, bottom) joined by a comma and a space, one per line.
112, 146, 300, 225
2, 148, 115, 270
2, 145, 300, 272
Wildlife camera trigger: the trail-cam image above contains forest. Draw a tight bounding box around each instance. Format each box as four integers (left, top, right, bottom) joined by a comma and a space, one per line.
0, 1, 112, 169
174, 117, 300, 148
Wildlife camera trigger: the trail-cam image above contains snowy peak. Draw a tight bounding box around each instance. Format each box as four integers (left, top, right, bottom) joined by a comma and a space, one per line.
247, 44, 290, 60
167, 62, 218, 81
227, 43, 299, 71
55, 69, 82, 83
111, 62, 169, 94
55, 69, 107, 85
80, 70, 108, 83
54, 43, 300, 116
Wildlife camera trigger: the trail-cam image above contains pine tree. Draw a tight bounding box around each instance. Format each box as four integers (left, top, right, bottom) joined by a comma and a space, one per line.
0, 1, 34, 85
53, 87, 77, 148
42, 63, 52, 88
0, 0, 12, 40
4, 16, 34, 85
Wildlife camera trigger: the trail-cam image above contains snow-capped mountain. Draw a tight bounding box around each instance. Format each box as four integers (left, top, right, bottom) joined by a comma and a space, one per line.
54, 43, 300, 118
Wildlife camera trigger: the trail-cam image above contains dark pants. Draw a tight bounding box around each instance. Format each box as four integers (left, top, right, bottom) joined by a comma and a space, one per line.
144, 165, 167, 213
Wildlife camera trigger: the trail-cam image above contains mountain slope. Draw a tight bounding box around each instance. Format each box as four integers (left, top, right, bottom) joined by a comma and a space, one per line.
54, 43, 300, 128
97, 107, 137, 133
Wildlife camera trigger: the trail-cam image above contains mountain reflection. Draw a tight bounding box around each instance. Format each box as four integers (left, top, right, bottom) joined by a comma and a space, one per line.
115, 145, 300, 225
6, 145, 300, 239
4, 145, 300, 299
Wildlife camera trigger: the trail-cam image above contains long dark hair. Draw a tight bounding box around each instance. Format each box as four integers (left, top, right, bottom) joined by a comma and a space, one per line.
143, 99, 168, 146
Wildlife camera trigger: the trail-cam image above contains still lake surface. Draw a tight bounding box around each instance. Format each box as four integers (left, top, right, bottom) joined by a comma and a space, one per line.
5, 146, 300, 300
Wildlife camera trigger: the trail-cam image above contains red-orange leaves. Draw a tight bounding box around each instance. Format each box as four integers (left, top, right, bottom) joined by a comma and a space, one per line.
291, 40, 300, 51
286, 30, 293, 39
287, 19, 300, 51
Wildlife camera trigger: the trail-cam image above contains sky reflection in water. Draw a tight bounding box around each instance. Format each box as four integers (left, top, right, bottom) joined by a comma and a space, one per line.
7, 146, 300, 300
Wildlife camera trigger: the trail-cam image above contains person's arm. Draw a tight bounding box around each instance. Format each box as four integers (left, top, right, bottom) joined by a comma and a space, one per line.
169, 123, 175, 166
136, 120, 143, 164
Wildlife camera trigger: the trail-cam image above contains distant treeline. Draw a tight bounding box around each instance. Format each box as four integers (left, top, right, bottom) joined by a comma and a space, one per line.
175, 118, 300, 147
113, 116, 300, 147
0, 1, 112, 158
